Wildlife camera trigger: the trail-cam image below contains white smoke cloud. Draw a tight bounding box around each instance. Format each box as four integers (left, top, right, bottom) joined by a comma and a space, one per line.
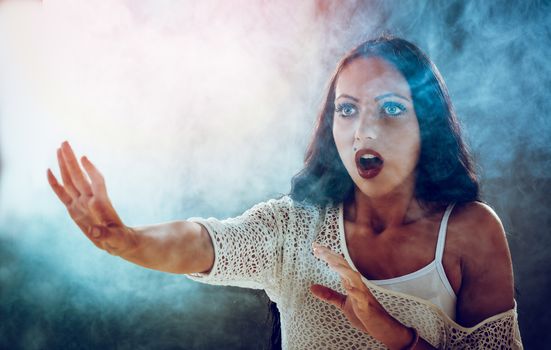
0, 0, 549, 348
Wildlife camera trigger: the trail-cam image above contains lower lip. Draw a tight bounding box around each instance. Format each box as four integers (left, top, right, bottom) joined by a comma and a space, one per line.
357, 165, 383, 179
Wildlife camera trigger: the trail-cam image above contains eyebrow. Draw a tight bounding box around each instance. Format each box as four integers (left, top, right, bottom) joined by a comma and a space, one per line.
374, 92, 410, 102
335, 94, 359, 102
335, 93, 411, 102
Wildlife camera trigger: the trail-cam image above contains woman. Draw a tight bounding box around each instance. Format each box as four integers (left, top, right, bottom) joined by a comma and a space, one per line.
47, 36, 523, 349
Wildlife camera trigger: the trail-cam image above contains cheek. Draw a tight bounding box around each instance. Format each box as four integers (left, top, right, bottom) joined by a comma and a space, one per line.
332, 123, 351, 151
332, 124, 355, 170
332, 118, 356, 142
393, 125, 421, 167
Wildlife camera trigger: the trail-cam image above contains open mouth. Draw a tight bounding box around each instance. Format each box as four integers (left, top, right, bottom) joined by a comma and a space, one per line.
358, 154, 383, 170
355, 149, 384, 179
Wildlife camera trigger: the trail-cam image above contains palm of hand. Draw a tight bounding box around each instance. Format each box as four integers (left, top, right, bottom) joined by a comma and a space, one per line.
341, 291, 370, 332
47, 141, 135, 256
310, 243, 392, 334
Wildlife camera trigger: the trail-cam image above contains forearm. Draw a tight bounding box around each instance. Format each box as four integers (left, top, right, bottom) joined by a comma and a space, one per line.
119, 220, 214, 274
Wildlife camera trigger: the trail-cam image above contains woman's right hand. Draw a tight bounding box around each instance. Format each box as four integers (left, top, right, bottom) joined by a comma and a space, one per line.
47, 141, 138, 257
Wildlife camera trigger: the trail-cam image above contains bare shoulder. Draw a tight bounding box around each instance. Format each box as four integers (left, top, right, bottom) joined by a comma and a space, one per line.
448, 201, 507, 250
450, 201, 516, 327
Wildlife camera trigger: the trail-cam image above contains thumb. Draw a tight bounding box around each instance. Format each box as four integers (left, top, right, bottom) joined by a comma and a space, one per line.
87, 225, 119, 255
87, 224, 111, 240
310, 284, 346, 310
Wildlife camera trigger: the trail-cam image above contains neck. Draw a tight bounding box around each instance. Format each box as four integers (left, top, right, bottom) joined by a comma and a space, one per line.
344, 178, 427, 233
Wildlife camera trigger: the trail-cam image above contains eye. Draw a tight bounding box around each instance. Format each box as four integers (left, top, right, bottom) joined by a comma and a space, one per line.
381, 101, 406, 116
335, 103, 358, 117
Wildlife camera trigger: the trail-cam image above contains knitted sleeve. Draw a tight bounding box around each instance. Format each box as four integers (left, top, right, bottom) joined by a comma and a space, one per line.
442, 301, 523, 350
365, 281, 524, 349
184, 196, 292, 290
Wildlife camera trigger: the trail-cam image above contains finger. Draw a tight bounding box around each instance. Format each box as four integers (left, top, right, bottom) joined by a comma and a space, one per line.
313, 243, 351, 268
87, 225, 105, 239
313, 245, 363, 284
57, 148, 80, 198
310, 284, 346, 310
341, 276, 385, 314
80, 156, 122, 227
316, 250, 349, 269
313, 245, 366, 287
327, 263, 367, 290
61, 141, 93, 197
47, 168, 73, 206
81, 156, 107, 197
313, 249, 369, 294
84, 225, 106, 248
86, 225, 117, 251
342, 278, 368, 304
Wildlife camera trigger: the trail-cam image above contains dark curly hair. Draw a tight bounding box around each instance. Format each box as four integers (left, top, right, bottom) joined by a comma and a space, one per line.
288, 36, 480, 210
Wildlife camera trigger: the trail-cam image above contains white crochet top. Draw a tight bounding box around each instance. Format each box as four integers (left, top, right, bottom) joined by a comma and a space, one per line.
186, 196, 524, 349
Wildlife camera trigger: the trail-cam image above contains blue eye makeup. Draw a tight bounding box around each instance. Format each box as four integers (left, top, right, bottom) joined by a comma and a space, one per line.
381, 101, 407, 117
334, 101, 408, 118
335, 103, 357, 117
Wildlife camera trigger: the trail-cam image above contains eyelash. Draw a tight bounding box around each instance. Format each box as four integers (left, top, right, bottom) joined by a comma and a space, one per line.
334, 102, 407, 118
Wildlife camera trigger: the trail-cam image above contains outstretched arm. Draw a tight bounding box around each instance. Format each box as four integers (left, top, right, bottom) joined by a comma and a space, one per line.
124, 220, 214, 274
47, 141, 214, 274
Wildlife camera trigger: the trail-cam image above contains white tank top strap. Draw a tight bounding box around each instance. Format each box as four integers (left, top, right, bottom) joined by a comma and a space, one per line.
434, 202, 456, 263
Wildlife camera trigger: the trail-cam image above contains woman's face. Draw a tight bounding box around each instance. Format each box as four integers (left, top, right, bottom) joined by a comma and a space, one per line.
332, 57, 421, 199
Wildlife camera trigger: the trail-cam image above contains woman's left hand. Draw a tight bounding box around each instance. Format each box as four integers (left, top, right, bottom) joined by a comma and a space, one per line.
310, 243, 413, 349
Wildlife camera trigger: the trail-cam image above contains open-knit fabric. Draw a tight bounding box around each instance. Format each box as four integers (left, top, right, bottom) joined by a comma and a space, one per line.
186, 195, 523, 349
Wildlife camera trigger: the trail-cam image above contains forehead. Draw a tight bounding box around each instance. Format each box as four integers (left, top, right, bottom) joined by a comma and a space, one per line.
335, 57, 411, 99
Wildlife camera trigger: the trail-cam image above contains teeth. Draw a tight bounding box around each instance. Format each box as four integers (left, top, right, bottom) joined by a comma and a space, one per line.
360, 154, 377, 159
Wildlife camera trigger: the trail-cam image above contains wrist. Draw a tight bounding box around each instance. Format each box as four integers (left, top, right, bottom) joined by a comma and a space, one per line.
400, 326, 419, 350
389, 324, 417, 350
118, 226, 142, 259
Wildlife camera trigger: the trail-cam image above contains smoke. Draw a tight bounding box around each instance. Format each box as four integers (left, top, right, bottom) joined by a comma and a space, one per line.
0, 0, 549, 349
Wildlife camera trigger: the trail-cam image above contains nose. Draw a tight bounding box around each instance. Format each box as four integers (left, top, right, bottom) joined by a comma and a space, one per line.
354, 112, 379, 142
